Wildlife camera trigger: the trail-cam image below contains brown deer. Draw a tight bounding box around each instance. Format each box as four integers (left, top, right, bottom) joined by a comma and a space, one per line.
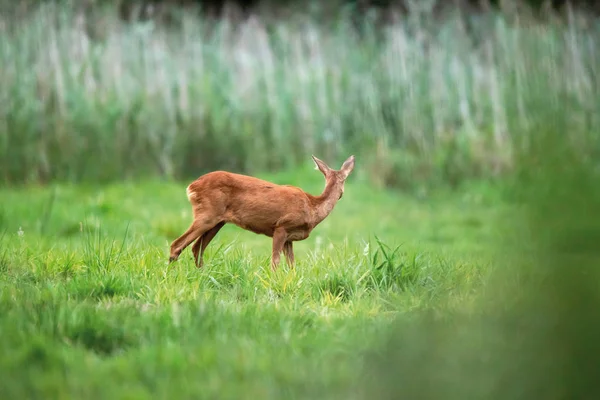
168, 155, 355, 270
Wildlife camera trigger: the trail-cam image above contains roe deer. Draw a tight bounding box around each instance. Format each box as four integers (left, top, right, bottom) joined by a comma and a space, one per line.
168, 155, 355, 270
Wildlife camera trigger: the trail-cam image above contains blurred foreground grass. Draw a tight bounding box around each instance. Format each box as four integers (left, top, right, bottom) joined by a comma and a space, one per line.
360, 119, 600, 399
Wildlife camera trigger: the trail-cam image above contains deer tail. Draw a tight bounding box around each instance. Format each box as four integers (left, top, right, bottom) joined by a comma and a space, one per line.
186, 185, 196, 202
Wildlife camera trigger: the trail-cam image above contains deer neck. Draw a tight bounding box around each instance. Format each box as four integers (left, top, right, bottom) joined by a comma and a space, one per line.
312, 178, 341, 225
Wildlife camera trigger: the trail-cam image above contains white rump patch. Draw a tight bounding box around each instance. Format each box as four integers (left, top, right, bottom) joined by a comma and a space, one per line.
186, 185, 196, 201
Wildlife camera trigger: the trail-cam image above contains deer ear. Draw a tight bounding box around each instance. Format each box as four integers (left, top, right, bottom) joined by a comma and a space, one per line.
312, 155, 331, 176
340, 155, 355, 179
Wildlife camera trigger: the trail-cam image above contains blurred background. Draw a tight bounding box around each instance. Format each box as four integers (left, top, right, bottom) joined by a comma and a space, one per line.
1, 0, 597, 190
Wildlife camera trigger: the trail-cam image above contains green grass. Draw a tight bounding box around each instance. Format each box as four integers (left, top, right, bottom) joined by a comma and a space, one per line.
3, 132, 600, 398
0, 168, 502, 398
2, 4, 600, 397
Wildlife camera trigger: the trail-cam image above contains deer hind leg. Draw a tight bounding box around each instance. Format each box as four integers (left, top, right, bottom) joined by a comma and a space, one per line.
271, 228, 287, 271
191, 222, 225, 268
283, 241, 295, 268
169, 219, 216, 263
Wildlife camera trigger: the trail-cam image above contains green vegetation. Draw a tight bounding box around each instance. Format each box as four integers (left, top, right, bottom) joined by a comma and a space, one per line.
2, 2, 600, 398
4, 151, 598, 398
1, 169, 500, 398
1, 4, 598, 187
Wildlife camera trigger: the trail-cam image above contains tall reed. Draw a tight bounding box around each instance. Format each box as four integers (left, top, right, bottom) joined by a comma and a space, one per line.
0, 4, 598, 187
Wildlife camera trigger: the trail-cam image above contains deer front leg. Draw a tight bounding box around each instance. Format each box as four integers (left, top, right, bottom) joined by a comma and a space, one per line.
271, 228, 287, 271
283, 241, 295, 268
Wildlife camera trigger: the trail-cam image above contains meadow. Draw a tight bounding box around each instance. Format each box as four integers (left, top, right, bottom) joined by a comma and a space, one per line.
0, 167, 503, 399
2, 2, 600, 399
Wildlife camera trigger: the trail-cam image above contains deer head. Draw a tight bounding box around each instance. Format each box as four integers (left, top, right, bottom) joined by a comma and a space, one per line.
312, 155, 355, 200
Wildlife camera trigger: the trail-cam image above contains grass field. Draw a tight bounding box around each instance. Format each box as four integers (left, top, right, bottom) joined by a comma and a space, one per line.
0, 165, 508, 399
2, 3, 600, 399
5, 131, 600, 399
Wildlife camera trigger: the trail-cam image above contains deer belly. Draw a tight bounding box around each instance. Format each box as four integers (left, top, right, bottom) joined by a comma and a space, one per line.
232, 220, 275, 237
287, 230, 309, 241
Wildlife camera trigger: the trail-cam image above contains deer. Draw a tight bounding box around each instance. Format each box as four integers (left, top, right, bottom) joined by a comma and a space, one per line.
168, 155, 355, 270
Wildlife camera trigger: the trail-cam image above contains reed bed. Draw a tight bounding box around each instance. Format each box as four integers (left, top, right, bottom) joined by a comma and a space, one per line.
0, 4, 598, 186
